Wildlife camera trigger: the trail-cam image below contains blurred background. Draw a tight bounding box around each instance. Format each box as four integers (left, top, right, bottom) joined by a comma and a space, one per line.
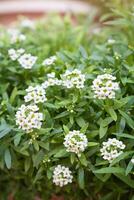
0, 0, 102, 25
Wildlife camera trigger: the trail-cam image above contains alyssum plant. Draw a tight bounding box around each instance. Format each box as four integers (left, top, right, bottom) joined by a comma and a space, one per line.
0, 7, 134, 200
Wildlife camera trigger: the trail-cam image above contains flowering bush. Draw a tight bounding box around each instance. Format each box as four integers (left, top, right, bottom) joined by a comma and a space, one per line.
0, 4, 134, 200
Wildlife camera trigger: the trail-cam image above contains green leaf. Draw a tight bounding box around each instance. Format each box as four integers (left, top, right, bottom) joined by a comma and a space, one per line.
101, 117, 113, 127
33, 150, 44, 168
99, 125, 108, 139
0, 124, 11, 139
79, 153, 88, 166
47, 169, 53, 180
54, 149, 68, 158
126, 156, 134, 175
112, 132, 134, 139
114, 173, 134, 188
80, 123, 89, 133
70, 153, 75, 164
119, 110, 134, 129
4, 149, 11, 169
9, 87, 18, 104
38, 141, 49, 151
54, 111, 69, 119
79, 46, 88, 59
99, 117, 113, 139
88, 142, 99, 147
14, 133, 23, 146
106, 107, 117, 121
78, 168, 85, 189
24, 158, 31, 172
94, 167, 125, 174
63, 125, 69, 134
110, 151, 134, 166
76, 117, 86, 128
33, 141, 39, 151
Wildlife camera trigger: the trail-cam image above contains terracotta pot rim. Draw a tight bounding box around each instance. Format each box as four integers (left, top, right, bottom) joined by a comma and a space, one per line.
0, 0, 97, 14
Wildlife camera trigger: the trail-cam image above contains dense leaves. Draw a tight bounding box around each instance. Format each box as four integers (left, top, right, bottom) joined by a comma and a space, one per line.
0, 4, 134, 200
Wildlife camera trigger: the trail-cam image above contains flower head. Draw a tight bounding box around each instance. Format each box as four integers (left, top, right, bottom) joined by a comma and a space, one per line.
42, 56, 57, 66
18, 53, 37, 69
42, 72, 62, 88
20, 19, 35, 29
62, 69, 85, 89
15, 104, 43, 133
64, 130, 88, 156
100, 138, 125, 163
24, 85, 47, 104
92, 74, 119, 99
53, 165, 73, 187
8, 48, 25, 61
8, 28, 26, 43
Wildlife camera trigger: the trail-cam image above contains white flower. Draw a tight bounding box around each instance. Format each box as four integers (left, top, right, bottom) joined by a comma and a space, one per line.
24, 85, 47, 104
53, 165, 73, 187
100, 138, 125, 163
42, 56, 57, 66
20, 19, 35, 29
42, 73, 62, 88
8, 48, 25, 61
131, 158, 134, 164
8, 28, 26, 43
92, 74, 119, 99
108, 39, 116, 44
62, 69, 85, 89
64, 130, 88, 156
18, 53, 37, 69
15, 104, 43, 133
47, 72, 55, 78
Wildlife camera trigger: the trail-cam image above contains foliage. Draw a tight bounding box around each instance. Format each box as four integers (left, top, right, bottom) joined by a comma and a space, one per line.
0, 5, 134, 200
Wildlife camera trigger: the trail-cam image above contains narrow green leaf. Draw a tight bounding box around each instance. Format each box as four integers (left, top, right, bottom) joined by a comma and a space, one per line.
63, 125, 69, 134
79, 153, 88, 166
38, 141, 49, 150
76, 117, 86, 128
114, 173, 134, 188
110, 151, 134, 166
119, 110, 134, 129
94, 167, 125, 174
99, 125, 108, 139
88, 142, 99, 147
54, 149, 68, 158
4, 149, 11, 169
126, 156, 134, 175
0, 125, 11, 139
10, 87, 18, 104
107, 107, 117, 121
78, 168, 85, 189
24, 158, 31, 172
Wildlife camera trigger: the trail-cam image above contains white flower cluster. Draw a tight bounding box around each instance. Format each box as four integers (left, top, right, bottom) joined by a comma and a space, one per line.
24, 85, 47, 104
53, 165, 73, 187
15, 104, 43, 133
92, 74, 119, 99
62, 69, 85, 89
20, 19, 35, 29
42, 72, 62, 88
42, 56, 57, 66
8, 48, 25, 61
64, 130, 88, 156
100, 138, 125, 163
41, 70, 85, 90
18, 53, 37, 69
8, 28, 26, 43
